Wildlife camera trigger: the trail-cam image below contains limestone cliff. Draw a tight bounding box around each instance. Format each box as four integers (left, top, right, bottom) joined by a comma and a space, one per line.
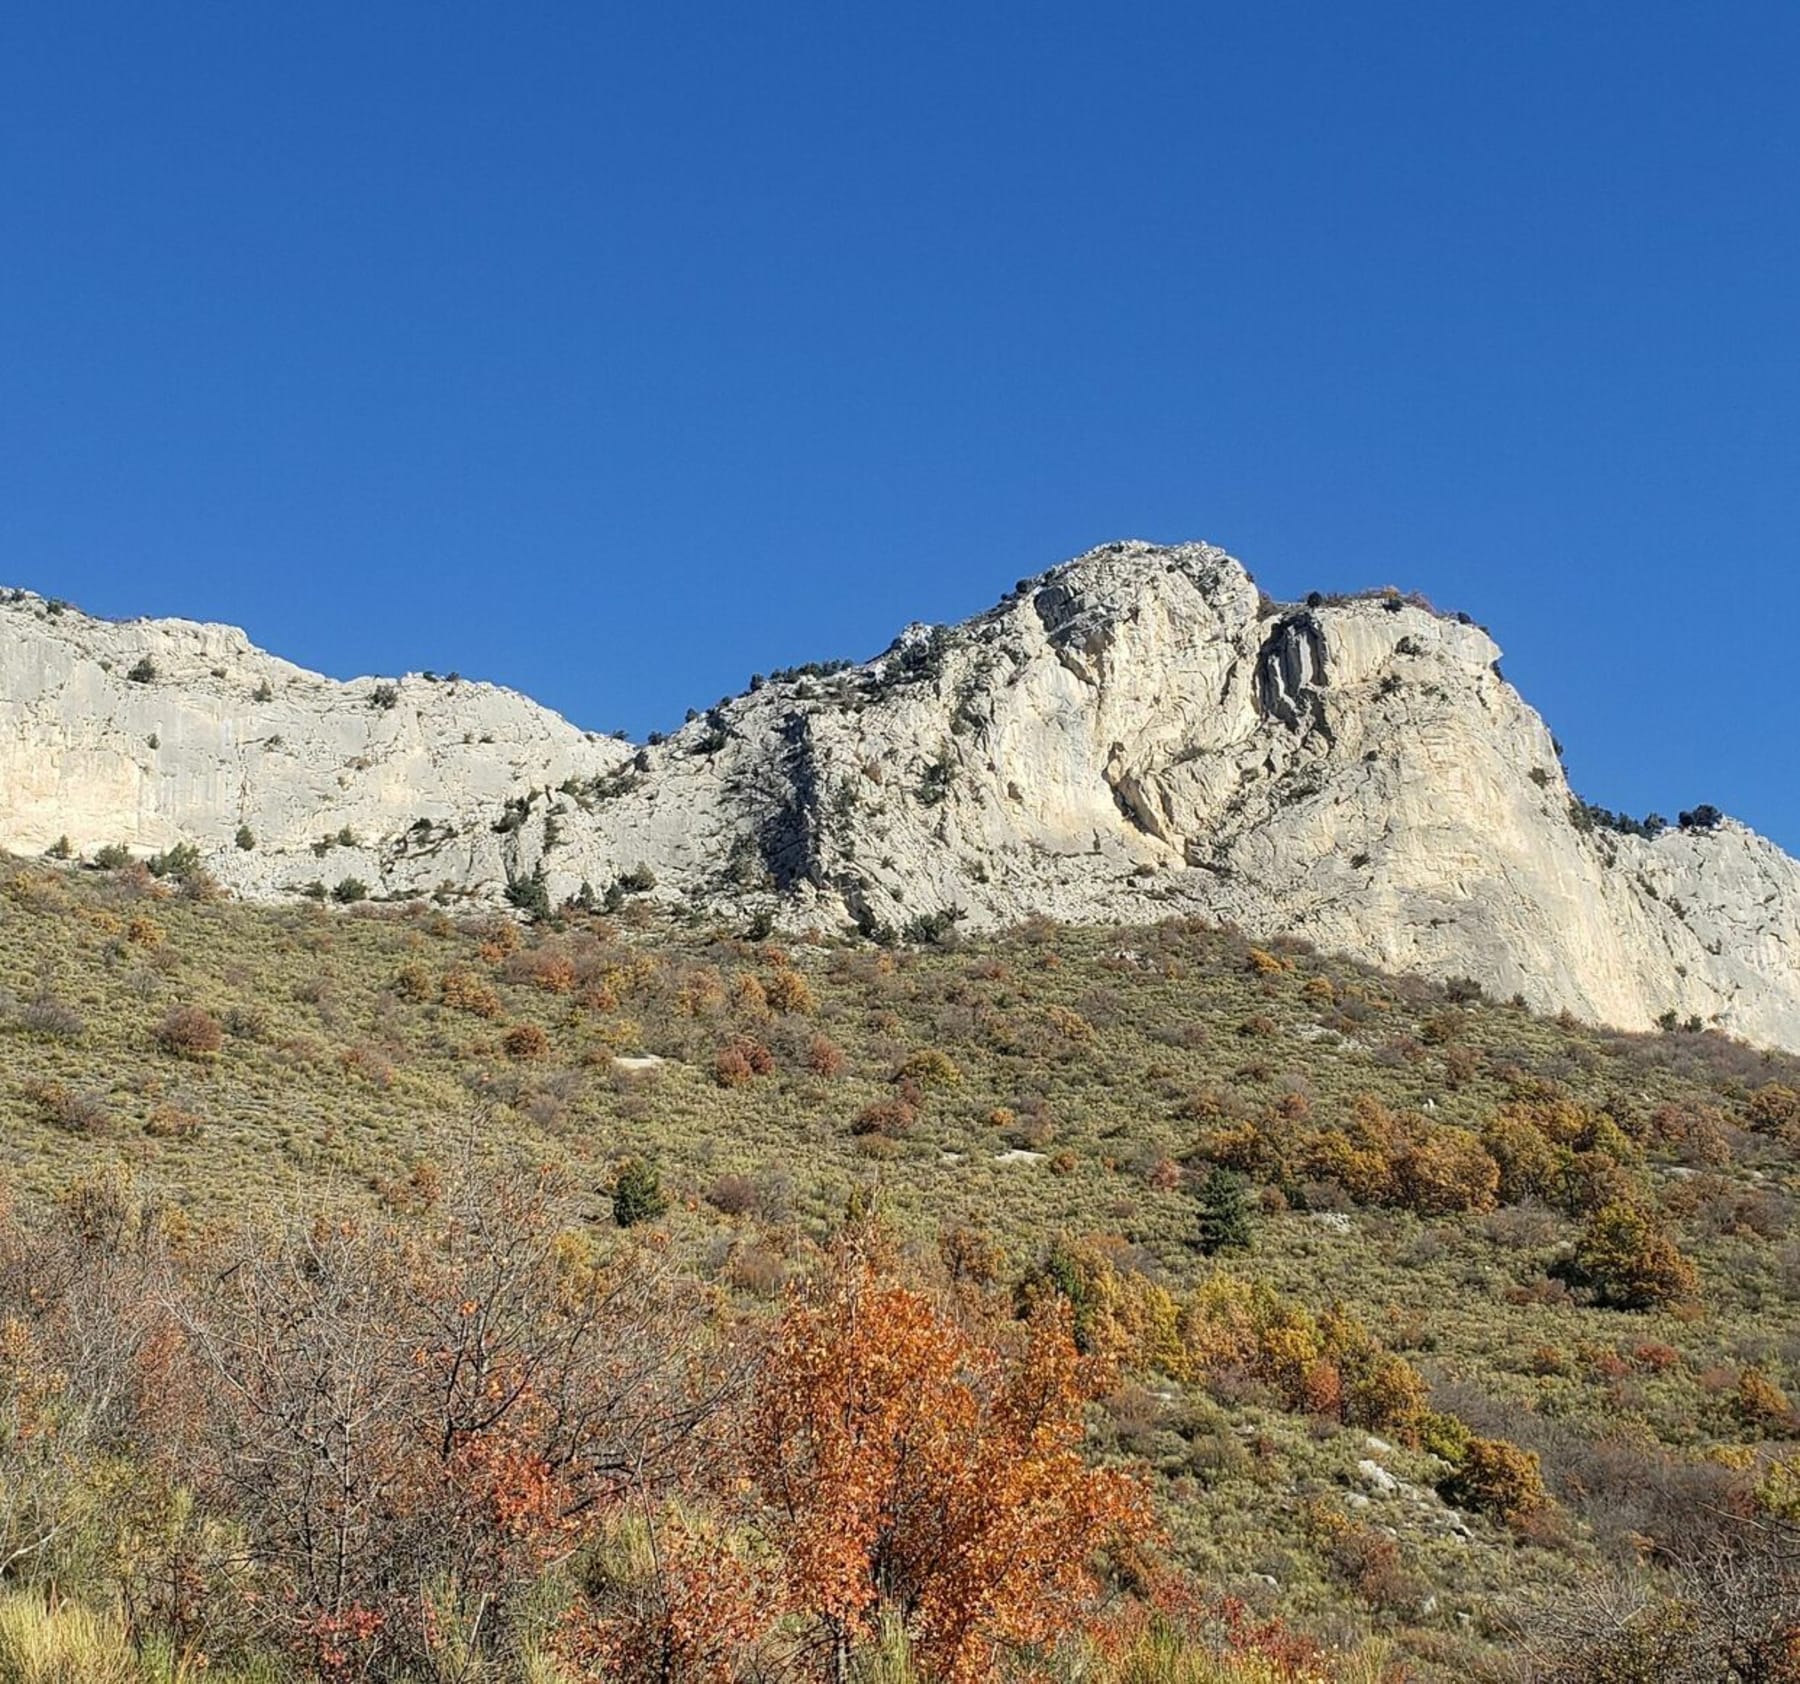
3, 544, 1796, 1049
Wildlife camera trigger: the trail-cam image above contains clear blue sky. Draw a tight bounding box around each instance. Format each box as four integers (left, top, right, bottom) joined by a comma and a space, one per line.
3, 5, 1796, 848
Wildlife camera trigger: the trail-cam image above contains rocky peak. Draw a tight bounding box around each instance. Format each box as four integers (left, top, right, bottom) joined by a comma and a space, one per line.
3, 548, 1798, 1051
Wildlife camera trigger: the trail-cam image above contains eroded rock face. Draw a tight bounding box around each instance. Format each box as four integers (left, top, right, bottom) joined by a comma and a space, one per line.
4, 542, 1798, 1050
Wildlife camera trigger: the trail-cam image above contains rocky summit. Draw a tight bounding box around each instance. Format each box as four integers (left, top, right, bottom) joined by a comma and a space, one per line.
3, 542, 1797, 1048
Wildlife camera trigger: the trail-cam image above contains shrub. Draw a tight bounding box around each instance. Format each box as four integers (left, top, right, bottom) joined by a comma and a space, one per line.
145, 1102, 203, 1139
714, 1037, 774, 1088
1572, 1201, 1699, 1309
223, 1002, 268, 1039
16, 993, 85, 1040
127, 655, 157, 683
763, 968, 815, 1015
518, 949, 577, 994
441, 969, 502, 1018
1746, 1084, 1800, 1139
23, 1077, 109, 1133
393, 961, 434, 1002
705, 1173, 763, 1217
154, 1004, 223, 1059
612, 1157, 669, 1227
1438, 1436, 1548, 1522
92, 842, 133, 870
146, 841, 202, 881
1347, 1353, 1430, 1441
804, 1035, 846, 1077
851, 1096, 917, 1139
893, 1046, 960, 1088
938, 1224, 1005, 1287
1394, 1128, 1500, 1214
235, 824, 255, 850
1736, 1368, 1798, 1436
616, 865, 657, 894
369, 681, 399, 710
505, 865, 551, 922
1313, 1509, 1418, 1612
332, 876, 369, 904
502, 1022, 550, 1061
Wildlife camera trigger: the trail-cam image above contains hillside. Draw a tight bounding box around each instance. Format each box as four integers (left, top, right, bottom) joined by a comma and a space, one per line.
1, 856, 1797, 1679
5, 543, 1800, 1049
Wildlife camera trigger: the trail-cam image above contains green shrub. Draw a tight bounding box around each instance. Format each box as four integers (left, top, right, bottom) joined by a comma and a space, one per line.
612, 1158, 669, 1227
146, 841, 202, 881
505, 864, 551, 922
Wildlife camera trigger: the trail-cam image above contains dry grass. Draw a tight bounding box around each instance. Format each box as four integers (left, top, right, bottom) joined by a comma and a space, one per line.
0, 856, 1795, 1679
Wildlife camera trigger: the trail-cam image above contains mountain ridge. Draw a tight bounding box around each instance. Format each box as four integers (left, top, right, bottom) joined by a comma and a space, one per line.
4, 543, 1798, 1050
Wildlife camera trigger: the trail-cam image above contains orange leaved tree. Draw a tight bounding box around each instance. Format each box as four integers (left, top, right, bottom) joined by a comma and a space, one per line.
745, 1232, 1152, 1682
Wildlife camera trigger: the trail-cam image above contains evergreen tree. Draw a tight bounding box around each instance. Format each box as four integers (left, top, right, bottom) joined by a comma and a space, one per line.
505, 862, 552, 922
1195, 1167, 1254, 1255
612, 1157, 669, 1228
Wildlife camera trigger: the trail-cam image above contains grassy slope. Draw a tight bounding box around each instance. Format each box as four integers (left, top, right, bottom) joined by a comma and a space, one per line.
1, 858, 1797, 1677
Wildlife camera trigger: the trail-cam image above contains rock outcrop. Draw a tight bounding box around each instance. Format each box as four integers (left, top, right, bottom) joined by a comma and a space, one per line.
3, 543, 1797, 1049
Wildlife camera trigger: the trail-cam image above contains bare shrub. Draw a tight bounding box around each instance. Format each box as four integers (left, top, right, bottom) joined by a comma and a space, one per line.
15, 993, 85, 1040
22, 1077, 110, 1134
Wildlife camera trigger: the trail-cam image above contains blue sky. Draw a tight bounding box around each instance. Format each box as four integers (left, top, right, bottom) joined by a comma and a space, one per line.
3, 5, 1796, 848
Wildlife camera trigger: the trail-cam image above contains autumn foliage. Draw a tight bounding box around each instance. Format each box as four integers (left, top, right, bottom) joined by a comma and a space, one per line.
747, 1237, 1150, 1680
564, 1231, 1153, 1682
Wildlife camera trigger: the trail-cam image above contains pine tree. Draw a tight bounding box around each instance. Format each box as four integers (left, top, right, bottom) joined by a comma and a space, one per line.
505, 862, 552, 922
612, 1158, 669, 1228
1195, 1167, 1253, 1255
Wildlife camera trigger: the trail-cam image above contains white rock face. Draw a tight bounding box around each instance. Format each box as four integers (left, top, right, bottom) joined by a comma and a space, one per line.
4, 542, 1798, 1050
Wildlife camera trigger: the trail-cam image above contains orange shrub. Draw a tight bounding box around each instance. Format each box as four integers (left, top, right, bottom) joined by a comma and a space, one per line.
524, 951, 577, 995
1746, 1083, 1800, 1139
763, 968, 815, 1015
803, 1034, 845, 1078
1147, 1157, 1183, 1192
714, 1036, 774, 1088
442, 969, 502, 1018
851, 1096, 917, 1138
1736, 1368, 1798, 1435
393, 961, 434, 1002
502, 1023, 551, 1060
747, 1241, 1151, 1680
155, 1003, 223, 1059
1574, 1201, 1699, 1309
1394, 1127, 1500, 1214
1439, 1436, 1548, 1522
732, 973, 769, 1017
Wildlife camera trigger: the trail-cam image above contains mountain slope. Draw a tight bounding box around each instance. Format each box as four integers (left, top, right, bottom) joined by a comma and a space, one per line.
3, 544, 1797, 1047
